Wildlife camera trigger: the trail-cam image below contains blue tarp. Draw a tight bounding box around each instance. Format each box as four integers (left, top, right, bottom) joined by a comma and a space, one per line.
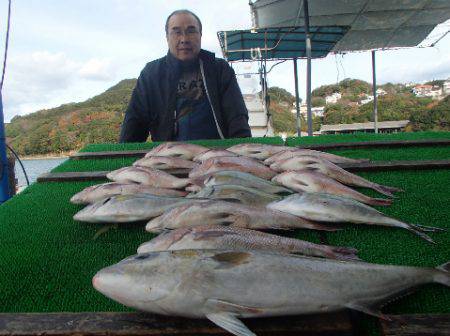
217, 26, 349, 61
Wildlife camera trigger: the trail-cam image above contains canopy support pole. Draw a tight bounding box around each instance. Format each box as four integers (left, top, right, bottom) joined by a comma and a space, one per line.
372, 50, 378, 133
304, 0, 313, 136
0, 93, 11, 204
293, 57, 301, 137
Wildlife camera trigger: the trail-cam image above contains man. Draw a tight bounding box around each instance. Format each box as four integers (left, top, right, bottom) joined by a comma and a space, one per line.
119, 9, 251, 142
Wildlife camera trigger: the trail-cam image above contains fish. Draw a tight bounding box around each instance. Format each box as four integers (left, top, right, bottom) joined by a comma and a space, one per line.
227, 143, 286, 160
107, 166, 190, 189
93, 249, 450, 336
133, 156, 198, 170
189, 156, 277, 180
268, 192, 444, 243
70, 182, 188, 205
264, 148, 369, 165
145, 200, 338, 233
192, 149, 238, 163
272, 170, 391, 206
270, 155, 402, 197
73, 194, 207, 223
145, 142, 209, 160
199, 170, 294, 196
137, 225, 360, 260
187, 185, 282, 206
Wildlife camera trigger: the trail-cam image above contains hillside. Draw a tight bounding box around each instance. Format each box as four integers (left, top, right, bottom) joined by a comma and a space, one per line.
6, 79, 136, 155
5, 78, 449, 155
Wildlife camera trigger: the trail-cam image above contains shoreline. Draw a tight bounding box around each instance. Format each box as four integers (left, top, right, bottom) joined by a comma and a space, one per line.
17, 152, 75, 160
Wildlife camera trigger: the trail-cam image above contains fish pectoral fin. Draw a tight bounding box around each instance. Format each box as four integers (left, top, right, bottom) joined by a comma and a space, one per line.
206, 312, 256, 336
345, 302, 390, 321
206, 299, 265, 315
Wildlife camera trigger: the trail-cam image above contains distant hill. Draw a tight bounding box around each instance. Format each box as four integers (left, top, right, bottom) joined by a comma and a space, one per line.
6, 79, 136, 155
5, 78, 449, 155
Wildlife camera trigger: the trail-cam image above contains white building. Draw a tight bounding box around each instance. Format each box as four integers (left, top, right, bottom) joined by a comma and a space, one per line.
325, 92, 341, 104
443, 79, 450, 95
376, 88, 387, 96
294, 103, 324, 117
412, 84, 442, 99
243, 94, 274, 137
360, 95, 374, 105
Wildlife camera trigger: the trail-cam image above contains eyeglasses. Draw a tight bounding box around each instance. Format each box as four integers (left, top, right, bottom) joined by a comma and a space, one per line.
169, 27, 200, 38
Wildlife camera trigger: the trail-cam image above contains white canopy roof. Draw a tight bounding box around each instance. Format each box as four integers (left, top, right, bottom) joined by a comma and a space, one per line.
250, 0, 450, 52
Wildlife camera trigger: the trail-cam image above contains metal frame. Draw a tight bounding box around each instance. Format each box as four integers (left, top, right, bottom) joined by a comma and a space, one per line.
0, 93, 11, 204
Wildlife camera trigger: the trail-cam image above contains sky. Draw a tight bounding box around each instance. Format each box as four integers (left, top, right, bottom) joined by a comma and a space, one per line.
1, 0, 450, 122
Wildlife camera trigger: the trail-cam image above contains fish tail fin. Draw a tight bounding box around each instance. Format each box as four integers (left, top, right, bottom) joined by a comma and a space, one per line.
367, 198, 393, 207
325, 246, 361, 261
412, 223, 446, 233
406, 225, 435, 244
371, 185, 396, 197
434, 262, 450, 287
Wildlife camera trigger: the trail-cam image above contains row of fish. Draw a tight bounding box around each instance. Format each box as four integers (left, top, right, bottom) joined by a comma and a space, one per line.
69, 142, 448, 336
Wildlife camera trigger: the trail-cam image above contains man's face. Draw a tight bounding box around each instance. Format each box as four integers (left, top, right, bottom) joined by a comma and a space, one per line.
166, 13, 201, 61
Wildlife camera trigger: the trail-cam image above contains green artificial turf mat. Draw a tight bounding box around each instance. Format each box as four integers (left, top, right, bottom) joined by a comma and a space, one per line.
285, 131, 450, 146
1, 169, 449, 315
52, 157, 137, 173
0, 181, 154, 312
80, 137, 284, 152
51, 146, 450, 174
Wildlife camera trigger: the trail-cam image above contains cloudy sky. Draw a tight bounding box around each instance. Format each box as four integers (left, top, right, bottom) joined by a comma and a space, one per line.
1, 0, 450, 122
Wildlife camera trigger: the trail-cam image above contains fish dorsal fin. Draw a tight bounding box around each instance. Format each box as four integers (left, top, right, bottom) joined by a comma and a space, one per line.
212, 251, 251, 268
345, 302, 390, 321
206, 312, 256, 336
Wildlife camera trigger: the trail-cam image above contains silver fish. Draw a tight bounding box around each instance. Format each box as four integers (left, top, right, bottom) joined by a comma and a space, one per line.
137, 225, 359, 260
227, 143, 286, 160
145, 200, 338, 233
133, 156, 198, 170
192, 149, 238, 163
145, 142, 209, 160
268, 193, 443, 243
70, 182, 188, 205
265, 148, 369, 165
187, 185, 282, 206
73, 194, 206, 223
107, 166, 190, 189
272, 170, 391, 206
270, 155, 402, 197
93, 249, 450, 336
189, 156, 277, 180
201, 170, 293, 196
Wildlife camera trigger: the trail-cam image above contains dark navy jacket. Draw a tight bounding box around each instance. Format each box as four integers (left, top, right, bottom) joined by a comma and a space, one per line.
119, 49, 251, 142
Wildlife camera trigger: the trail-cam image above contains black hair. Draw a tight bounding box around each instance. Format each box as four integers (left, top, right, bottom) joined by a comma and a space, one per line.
165, 9, 202, 35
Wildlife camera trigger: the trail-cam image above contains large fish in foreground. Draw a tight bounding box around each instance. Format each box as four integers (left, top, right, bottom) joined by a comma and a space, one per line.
145, 200, 337, 233
73, 194, 206, 223
268, 193, 443, 243
107, 166, 190, 189
189, 156, 277, 180
93, 249, 450, 336
188, 170, 293, 195
272, 170, 391, 206
265, 148, 368, 165
145, 142, 208, 160
270, 155, 402, 197
70, 182, 188, 205
137, 225, 359, 260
